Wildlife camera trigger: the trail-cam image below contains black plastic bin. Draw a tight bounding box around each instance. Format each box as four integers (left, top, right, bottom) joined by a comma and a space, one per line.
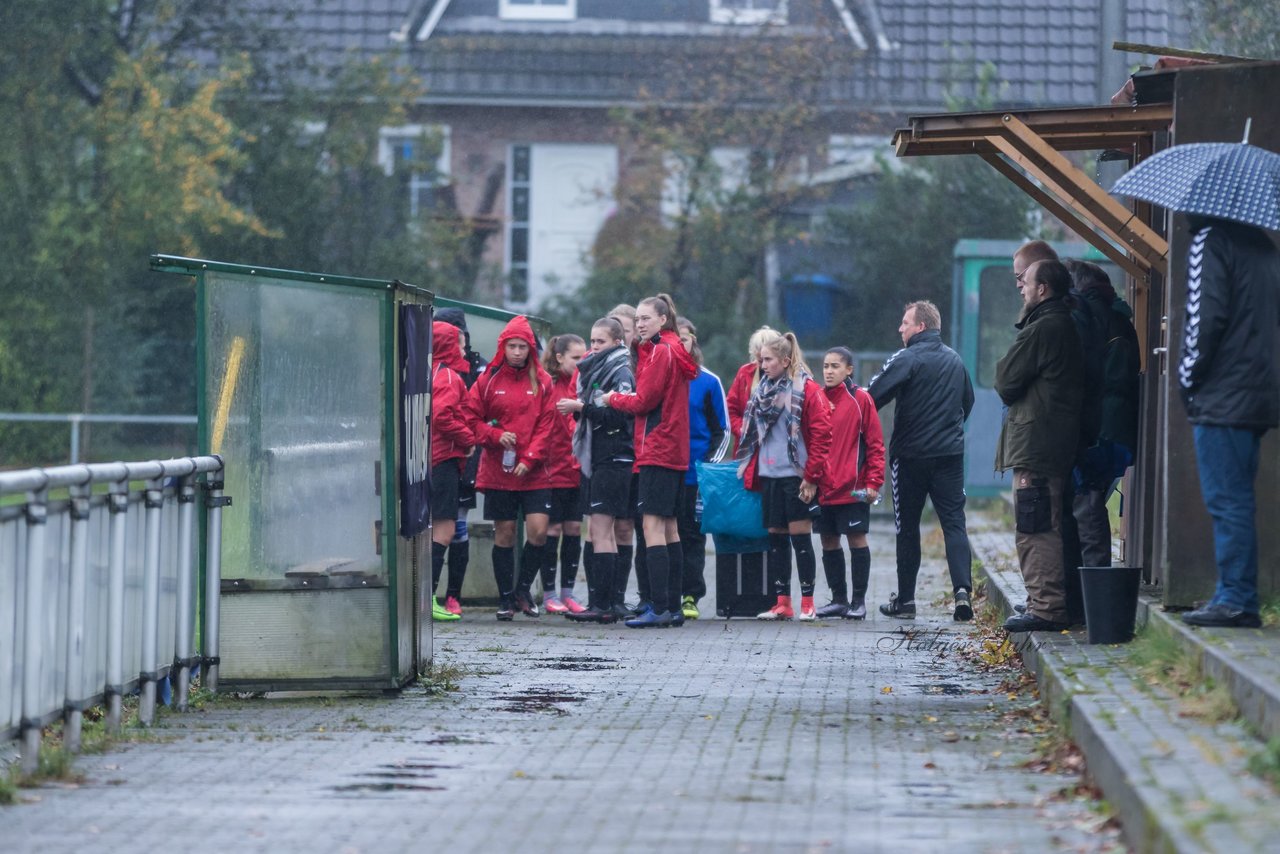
1079, 566, 1142, 644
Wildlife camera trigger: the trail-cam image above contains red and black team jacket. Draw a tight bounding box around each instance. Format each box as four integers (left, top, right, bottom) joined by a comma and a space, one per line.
610, 329, 700, 471
430, 321, 476, 470
543, 370, 581, 489
819, 380, 886, 507
466, 316, 555, 492
725, 361, 757, 450
740, 376, 833, 493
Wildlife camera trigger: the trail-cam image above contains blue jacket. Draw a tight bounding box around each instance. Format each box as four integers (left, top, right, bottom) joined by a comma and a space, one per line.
686, 368, 728, 485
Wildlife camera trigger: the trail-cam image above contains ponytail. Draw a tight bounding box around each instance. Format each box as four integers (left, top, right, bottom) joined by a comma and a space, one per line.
542, 333, 584, 381
761, 331, 810, 381
639, 293, 679, 333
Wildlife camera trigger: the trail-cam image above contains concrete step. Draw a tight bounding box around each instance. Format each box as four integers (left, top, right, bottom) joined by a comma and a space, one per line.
970, 531, 1280, 854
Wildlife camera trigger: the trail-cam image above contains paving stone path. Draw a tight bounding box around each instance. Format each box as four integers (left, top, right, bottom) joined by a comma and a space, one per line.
4, 526, 1124, 852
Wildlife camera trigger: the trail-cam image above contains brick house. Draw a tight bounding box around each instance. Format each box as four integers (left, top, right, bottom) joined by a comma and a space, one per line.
284, 0, 1183, 310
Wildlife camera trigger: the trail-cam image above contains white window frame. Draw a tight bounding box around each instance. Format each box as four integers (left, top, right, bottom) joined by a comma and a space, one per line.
499, 0, 577, 22
377, 125, 451, 218
710, 0, 787, 26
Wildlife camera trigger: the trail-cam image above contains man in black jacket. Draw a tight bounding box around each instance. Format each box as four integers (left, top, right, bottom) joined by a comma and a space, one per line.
1179, 218, 1280, 628
869, 300, 976, 621
1064, 261, 1141, 569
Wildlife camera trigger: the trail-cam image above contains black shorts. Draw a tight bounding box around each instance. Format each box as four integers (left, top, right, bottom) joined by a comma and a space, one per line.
548, 486, 581, 524
581, 466, 632, 519
635, 466, 684, 519
483, 488, 553, 521
761, 476, 820, 529
628, 472, 641, 518
430, 461, 462, 522
816, 502, 871, 537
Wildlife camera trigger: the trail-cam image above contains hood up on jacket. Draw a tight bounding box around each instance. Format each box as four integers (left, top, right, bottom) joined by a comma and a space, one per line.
489, 316, 539, 371
432, 321, 470, 375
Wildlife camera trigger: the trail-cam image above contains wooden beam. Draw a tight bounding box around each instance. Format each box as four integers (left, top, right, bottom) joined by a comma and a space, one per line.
905, 104, 1172, 141
1111, 40, 1259, 64
980, 154, 1150, 282
998, 115, 1169, 272
986, 134, 1155, 272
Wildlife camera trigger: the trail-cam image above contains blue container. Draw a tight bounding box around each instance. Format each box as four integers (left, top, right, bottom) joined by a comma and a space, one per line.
782, 274, 843, 342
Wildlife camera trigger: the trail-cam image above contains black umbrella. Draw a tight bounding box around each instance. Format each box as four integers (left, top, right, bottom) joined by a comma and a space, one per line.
1111, 119, 1280, 231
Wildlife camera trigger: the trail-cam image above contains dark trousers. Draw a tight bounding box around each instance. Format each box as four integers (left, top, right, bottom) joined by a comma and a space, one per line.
675, 483, 707, 601
1194, 425, 1263, 614
890, 453, 972, 602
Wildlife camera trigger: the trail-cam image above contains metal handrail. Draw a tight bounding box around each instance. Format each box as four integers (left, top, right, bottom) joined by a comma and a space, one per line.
0, 412, 197, 465
1, 456, 224, 774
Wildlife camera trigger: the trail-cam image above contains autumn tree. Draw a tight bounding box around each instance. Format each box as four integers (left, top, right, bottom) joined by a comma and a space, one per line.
541, 22, 866, 379
0, 0, 468, 466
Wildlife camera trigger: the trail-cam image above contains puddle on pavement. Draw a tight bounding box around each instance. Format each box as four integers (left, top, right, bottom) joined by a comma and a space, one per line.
496, 688, 588, 715
533, 656, 619, 672
419, 734, 491, 746
912, 682, 967, 695
331, 782, 444, 794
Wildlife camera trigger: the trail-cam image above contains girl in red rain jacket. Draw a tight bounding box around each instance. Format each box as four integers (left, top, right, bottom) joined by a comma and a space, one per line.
602, 294, 699, 628
815, 346, 885, 621
540, 334, 587, 614
735, 331, 832, 622
428, 321, 476, 622
725, 326, 781, 448
466, 316, 555, 620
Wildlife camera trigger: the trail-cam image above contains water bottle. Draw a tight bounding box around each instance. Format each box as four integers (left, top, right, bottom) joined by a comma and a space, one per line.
694, 494, 704, 523
492, 419, 517, 472
851, 488, 883, 506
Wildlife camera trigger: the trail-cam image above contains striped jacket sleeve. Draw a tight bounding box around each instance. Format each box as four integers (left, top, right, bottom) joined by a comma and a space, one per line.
1178, 226, 1229, 399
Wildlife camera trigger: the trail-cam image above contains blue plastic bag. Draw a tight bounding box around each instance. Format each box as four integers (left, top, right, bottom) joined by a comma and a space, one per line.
696, 460, 767, 539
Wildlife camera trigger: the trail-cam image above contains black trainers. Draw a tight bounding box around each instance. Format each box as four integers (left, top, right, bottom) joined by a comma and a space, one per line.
1003, 612, 1069, 633
514, 590, 540, 618
878, 593, 915, 619
845, 597, 867, 620
816, 600, 851, 619
1181, 603, 1262, 628
496, 598, 515, 621
953, 590, 973, 622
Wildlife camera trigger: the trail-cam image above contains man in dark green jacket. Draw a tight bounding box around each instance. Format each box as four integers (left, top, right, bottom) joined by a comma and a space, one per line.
995, 260, 1085, 632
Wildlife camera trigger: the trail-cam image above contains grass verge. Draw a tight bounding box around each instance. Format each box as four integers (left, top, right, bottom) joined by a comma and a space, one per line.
1126, 624, 1238, 723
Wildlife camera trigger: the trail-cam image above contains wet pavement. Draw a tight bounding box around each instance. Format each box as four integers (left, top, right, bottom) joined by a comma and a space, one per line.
4, 525, 1124, 852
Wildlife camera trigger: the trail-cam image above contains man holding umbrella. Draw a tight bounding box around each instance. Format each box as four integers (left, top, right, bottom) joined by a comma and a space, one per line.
1113, 123, 1280, 628
1176, 216, 1278, 627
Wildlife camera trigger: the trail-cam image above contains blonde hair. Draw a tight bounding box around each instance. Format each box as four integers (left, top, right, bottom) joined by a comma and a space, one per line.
748, 326, 782, 392
608, 303, 637, 327
748, 325, 778, 361
761, 331, 811, 381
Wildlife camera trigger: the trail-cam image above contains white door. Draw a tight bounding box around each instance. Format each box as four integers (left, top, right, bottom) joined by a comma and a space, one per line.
527, 144, 617, 308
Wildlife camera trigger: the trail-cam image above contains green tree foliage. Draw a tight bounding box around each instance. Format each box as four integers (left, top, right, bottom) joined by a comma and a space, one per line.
820, 155, 1034, 352
1189, 0, 1280, 58
0, 1, 468, 466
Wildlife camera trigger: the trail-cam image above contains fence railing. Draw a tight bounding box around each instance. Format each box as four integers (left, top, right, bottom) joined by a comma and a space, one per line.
1, 456, 225, 773
0, 412, 198, 465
